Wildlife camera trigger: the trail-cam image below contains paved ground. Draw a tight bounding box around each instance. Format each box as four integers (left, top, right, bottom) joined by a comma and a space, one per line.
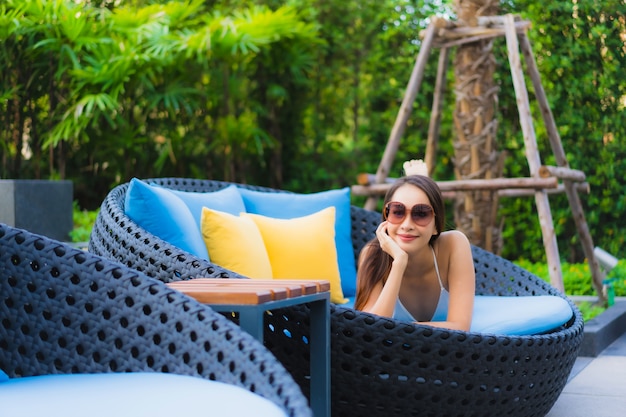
546, 331, 626, 417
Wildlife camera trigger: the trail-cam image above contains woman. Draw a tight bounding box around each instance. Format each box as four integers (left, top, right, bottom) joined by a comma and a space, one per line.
354, 175, 475, 331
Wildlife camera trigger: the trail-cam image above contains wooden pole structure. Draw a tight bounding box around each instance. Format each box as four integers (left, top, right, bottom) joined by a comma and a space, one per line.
425, 47, 450, 175
504, 14, 563, 291
358, 13, 602, 299
364, 19, 438, 210
538, 166, 586, 182
353, 176, 559, 196
518, 32, 605, 300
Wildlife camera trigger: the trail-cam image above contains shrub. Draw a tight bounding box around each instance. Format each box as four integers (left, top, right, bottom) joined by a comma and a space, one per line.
70, 203, 99, 243
606, 260, 626, 296
514, 259, 602, 296
515, 259, 626, 321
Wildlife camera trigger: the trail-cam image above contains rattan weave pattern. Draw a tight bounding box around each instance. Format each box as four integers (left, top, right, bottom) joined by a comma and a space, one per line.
89, 178, 584, 417
0, 223, 312, 417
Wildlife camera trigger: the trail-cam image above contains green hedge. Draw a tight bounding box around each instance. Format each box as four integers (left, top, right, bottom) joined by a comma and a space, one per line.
513, 259, 626, 321
515, 259, 626, 297
70, 203, 99, 243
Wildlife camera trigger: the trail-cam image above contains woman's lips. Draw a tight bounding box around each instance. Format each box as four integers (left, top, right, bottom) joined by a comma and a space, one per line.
397, 234, 417, 242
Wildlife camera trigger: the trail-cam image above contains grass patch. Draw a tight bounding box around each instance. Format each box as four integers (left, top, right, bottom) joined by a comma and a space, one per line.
70, 202, 99, 243
576, 300, 608, 322
515, 259, 626, 321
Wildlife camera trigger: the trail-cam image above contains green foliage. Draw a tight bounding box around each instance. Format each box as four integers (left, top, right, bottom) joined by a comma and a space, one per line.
498, 0, 626, 262
0, 0, 321, 206
515, 259, 626, 297
576, 301, 606, 322
516, 259, 591, 295
515, 258, 626, 320
606, 260, 626, 297
1, 0, 625, 271
69, 202, 99, 243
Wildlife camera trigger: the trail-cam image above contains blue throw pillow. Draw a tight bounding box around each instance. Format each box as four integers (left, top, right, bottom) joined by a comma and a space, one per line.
0, 369, 8, 383
124, 178, 208, 259
169, 185, 246, 229
238, 187, 357, 298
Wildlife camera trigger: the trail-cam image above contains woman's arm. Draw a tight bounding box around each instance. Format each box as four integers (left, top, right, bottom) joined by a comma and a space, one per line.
358, 222, 408, 317
419, 230, 475, 331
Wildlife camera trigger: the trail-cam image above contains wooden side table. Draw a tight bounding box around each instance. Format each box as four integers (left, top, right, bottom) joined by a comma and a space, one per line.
167, 278, 330, 417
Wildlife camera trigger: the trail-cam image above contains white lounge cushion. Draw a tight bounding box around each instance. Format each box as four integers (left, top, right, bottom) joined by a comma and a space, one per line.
342, 295, 573, 335
0, 372, 287, 417
470, 295, 573, 335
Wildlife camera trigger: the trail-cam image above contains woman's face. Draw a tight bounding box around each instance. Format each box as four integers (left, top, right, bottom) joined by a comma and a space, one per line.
385, 184, 437, 251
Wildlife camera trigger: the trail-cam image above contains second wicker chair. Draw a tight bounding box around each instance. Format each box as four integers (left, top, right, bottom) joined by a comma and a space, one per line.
89, 178, 584, 417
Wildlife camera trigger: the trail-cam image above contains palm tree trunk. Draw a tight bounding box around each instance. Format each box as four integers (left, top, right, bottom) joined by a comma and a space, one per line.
452, 0, 503, 253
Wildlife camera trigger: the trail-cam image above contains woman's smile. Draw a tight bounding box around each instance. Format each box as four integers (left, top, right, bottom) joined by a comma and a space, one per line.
396, 233, 417, 243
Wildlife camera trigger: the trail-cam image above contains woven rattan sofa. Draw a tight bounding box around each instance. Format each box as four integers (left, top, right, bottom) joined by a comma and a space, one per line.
0, 223, 311, 417
89, 178, 584, 417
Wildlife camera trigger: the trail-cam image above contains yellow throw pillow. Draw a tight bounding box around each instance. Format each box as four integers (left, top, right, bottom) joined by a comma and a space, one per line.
200, 207, 273, 279
243, 207, 347, 304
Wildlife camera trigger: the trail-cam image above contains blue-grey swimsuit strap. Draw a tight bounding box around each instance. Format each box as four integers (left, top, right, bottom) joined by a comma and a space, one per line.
394, 246, 449, 322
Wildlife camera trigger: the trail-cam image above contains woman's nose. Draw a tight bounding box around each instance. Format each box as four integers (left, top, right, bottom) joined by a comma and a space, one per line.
400, 214, 414, 229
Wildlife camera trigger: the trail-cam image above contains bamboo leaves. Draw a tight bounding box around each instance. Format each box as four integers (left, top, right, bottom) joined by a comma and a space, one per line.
1, 0, 318, 180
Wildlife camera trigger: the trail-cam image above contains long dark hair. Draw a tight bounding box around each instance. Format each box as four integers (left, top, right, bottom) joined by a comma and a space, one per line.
354, 175, 445, 310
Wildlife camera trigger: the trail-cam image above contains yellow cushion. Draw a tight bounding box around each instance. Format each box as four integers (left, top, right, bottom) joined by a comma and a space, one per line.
200, 208, 272, 279
243, 207, 347, 304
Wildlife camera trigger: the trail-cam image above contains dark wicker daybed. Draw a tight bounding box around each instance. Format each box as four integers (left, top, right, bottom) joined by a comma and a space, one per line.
89, 178, 584, 417
0, 223, 312, 417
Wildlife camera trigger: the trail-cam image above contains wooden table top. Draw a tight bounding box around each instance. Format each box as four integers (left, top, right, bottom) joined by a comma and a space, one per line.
167, 278, 331, 305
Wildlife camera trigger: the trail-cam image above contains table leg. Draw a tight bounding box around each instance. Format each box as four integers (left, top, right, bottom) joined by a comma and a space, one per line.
237, 306, 265, 342
308, 297, 330, 417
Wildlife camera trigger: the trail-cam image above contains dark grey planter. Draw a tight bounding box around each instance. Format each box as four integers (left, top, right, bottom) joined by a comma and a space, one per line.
0, 180, 73, 241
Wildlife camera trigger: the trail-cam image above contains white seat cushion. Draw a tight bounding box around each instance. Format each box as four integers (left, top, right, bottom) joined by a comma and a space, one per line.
342, 295, 573, 335
0, 372, 287, 417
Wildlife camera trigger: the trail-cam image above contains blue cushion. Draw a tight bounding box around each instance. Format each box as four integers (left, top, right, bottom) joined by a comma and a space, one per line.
0, 373, 287, 417
239, 187, 357, 298
124, 178, 208, 259
0, 369, 8, 383
343, 295, 573, 335
169, 185, 246, 229
343, 297, 355, 309
470, 295, 573, 335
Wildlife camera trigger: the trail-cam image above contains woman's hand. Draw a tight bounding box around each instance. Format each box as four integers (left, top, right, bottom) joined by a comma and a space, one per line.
376, 221, 408, 263
357, 222, 408, 316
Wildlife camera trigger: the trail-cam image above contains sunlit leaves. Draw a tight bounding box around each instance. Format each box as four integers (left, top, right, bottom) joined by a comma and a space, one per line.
1, 0, 317, 148
3, 0, 624, 265
203, 6, 318, 58
74, 93, 117, 118
146, 82, 200, 114
497, 0, 626, 261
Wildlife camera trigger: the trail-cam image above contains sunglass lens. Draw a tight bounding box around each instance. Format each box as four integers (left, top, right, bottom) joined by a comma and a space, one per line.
411, 205, 433, 224
386, 203, 406, 223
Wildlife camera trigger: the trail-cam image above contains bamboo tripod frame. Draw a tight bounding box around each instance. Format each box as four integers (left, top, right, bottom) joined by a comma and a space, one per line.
355, 14, 604, 298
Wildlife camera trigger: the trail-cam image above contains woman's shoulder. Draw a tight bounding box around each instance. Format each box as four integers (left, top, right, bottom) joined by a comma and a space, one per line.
437, 230, 471, 249
440, 229, 470, 241
435, 231, 473, 270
